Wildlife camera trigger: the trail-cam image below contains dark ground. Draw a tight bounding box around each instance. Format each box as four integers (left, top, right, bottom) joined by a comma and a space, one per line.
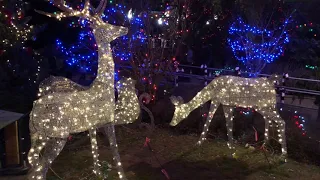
2, 127, 320, 180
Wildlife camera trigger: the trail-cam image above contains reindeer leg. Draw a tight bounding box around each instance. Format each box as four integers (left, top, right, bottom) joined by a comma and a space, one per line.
197, 101, 218, 145
27, 134, 48, 180
269, 107, 287, 158
104, 124, 127, 180
223, 106, 235, 150
256, 107, 271, 145
89, 127, 104, 178
38, 138, 67, 179
258, 107, 287, 161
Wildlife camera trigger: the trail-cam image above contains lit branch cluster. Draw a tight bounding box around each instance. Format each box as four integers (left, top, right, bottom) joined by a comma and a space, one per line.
228, 17, 291, 73
0, 1, 33, 47
28, 1, 137, 180
170, 75, 287, 159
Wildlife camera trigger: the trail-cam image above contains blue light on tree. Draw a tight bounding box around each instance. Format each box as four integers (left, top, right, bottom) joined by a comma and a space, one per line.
55, 3, 146, 73
228, 17, 291, 74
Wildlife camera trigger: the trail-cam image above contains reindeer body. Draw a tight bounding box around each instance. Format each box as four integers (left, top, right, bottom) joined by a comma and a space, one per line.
183, 76, 277, 110
170, 75, 287, 158
28, 1, 136, 179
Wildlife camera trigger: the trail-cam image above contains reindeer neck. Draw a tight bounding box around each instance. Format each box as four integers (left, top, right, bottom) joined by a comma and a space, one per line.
185, 84, 214, 111
92, 34, 114, 85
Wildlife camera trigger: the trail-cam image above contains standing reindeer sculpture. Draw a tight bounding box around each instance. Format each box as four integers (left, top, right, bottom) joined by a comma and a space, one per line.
28, 1, 139, 179
170, 75, 287, 158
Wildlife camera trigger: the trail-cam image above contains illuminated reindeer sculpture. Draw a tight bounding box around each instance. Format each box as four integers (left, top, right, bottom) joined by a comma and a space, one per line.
170, 75, 287, 158
28, 1, 139, 179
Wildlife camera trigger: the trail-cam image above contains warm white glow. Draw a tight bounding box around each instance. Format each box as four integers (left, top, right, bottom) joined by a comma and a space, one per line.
28, 1, 137, 180
127, 9, 133, 19
158, 18, 163, 25
170, 75, 287, 158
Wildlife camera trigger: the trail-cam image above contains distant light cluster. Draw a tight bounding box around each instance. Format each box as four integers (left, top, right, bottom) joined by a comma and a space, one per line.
228, 17, 291, 72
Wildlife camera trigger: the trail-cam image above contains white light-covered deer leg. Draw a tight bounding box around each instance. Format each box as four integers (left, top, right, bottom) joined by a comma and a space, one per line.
105, 125, 127, 180
223, 106, 235, 150
28, 135, 48, 180
28, 134, 42, 167
256, 108, 270, 145
197, 101, 219, 145
271, 107, 287, 157
275, 117, 287, 158
259, 107, 287, 158
89, 127, 103, 178
38, 138, 67, 180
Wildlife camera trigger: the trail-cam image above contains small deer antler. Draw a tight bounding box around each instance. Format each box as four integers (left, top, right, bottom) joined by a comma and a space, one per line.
35, 0, 91, 20
94, 0, 108, 16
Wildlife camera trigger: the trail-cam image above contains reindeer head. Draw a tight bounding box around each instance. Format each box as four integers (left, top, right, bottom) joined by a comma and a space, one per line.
36, 0, 128, 42
169, 96, 187, 126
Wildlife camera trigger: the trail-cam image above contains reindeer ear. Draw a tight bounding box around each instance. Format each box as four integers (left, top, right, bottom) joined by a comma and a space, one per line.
177, 96, 184, 104
170, 96, 179, 106
170, 96, 184, 106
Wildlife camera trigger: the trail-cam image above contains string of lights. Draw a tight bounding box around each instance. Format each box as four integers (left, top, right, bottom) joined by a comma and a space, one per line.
228, 17, 291, 74
55, 3, 146, 72
28, 1, 139, 179
170, 75, 288, 160
0, 0, 43, 86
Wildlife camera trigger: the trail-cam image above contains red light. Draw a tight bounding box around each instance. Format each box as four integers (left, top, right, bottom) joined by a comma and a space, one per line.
295, 121, 299, 125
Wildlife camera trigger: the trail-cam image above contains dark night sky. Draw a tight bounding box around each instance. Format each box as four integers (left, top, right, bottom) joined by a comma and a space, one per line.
26, 0, 83, 49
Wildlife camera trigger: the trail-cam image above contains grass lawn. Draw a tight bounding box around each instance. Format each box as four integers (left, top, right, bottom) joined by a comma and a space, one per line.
44, 127, 320, 180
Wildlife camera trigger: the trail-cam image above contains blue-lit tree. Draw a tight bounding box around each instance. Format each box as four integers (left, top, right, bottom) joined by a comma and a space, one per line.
228, 16, 292, 75
55, 3, 146, 76
54, 1, 181, 101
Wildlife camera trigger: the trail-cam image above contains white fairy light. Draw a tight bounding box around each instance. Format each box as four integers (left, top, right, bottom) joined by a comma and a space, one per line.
158, 18, 163, 25
127, 8, 133, 20
170, 75, 287, 158
28, 1, 139, 180
165, 10, 170, 17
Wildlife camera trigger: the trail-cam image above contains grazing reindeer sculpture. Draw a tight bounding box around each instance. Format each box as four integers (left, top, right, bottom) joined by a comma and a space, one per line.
170, 75, 287, 158
28, 0, 138, 179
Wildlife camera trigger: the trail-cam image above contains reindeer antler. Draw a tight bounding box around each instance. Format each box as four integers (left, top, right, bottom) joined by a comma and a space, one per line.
94, 0, 107, 16
35, 0, 92, 20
